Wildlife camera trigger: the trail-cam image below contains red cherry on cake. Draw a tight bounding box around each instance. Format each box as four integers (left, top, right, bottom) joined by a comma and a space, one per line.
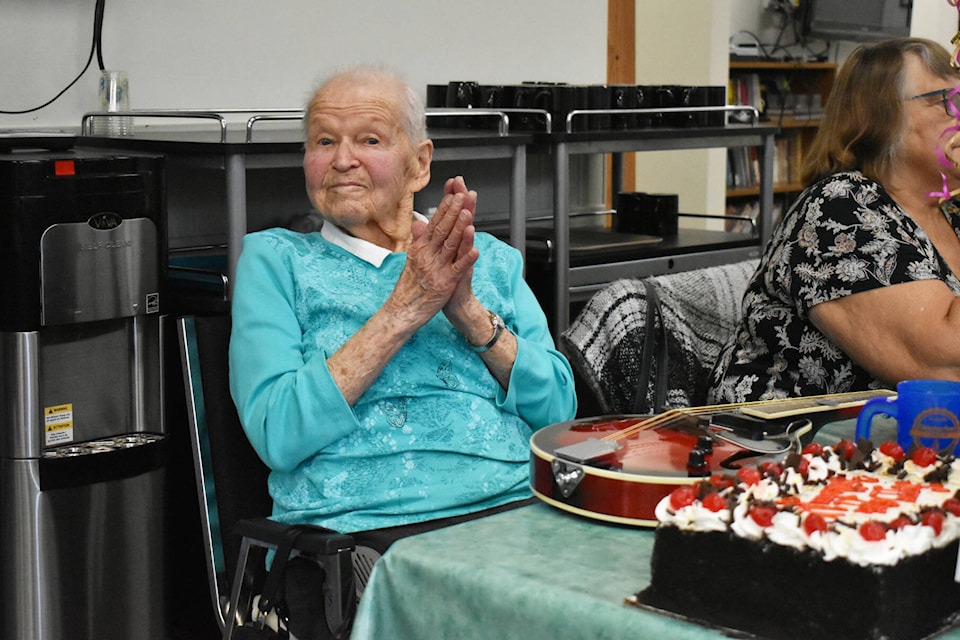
943, 498, 960, 517
709, 474, 734, 491
761, 461, 784, 478
737, 467, 762, 486
801, 442, 823, 456
878, 441, 905, 461
836, 439, 857, 460
702, 492, 728, 513
749, 505, 778, 527
889, 515, 913, 530
911, 447, 938, 468
803, 513, 828, 536
859, 521, 887, 541
669, 486, 697, 511
922, 510, 945, 536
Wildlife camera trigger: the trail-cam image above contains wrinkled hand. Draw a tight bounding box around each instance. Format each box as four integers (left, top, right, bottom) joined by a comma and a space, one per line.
440, 177, 480, 313
389, 176, 479, 328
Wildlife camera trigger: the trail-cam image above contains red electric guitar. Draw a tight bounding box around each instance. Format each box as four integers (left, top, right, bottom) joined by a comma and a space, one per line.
530, 390, 895, 527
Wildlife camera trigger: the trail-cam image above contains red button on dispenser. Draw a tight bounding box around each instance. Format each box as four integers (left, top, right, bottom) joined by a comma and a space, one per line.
54, 160, 75, 176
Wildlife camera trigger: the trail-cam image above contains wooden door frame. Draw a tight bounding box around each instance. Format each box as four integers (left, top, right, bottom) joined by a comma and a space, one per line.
607, 0, 636, 197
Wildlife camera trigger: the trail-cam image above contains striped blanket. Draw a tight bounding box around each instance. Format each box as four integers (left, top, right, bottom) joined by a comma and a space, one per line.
560, 259, 758, 414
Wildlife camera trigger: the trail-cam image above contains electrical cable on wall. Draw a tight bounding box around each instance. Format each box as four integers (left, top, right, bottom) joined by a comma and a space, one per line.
0, 0, 106, 115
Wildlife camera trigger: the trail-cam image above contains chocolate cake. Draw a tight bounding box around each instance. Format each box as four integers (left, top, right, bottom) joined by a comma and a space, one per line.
638, 440, 960, 640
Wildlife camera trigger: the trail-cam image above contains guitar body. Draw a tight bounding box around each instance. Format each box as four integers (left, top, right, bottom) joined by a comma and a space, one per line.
530, 391, 894, 527
530, 414, 751, 527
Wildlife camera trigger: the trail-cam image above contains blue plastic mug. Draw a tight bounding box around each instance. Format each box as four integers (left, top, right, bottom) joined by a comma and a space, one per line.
856, 380, 960, 455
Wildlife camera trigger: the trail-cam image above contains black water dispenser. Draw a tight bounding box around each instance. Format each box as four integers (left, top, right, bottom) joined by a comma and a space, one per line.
0, 147, 168, 639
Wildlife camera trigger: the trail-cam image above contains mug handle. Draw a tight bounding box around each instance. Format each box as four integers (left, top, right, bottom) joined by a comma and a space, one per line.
855, 396, 898, 443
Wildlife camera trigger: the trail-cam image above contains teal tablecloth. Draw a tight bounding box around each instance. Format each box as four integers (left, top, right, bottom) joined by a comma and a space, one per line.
351, 419, 960, 640
351, 501, 722, 640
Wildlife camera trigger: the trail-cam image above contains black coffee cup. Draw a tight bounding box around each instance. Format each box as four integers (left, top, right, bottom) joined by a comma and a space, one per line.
678, 86, 707, 127
504, 84, 548, 131
705, 85, 727, 126
553, 84, 582, 132
635, 85, 656, 129
580, 84, 610, 131
655, 85, 682, 127
614, 192, 679, 237
446, 81, 481, 108
426, 84, 448, 108
479, 85, 504, 109
609, 84, 640, 130
529, 83, 566, 132
445, 81, 481, 128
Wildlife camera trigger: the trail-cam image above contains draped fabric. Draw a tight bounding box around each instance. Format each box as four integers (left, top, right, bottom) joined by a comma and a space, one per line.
560, 260, 759, 413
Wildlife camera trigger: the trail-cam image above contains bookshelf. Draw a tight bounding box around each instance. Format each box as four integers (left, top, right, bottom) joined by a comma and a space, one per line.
726, 61, 837, 225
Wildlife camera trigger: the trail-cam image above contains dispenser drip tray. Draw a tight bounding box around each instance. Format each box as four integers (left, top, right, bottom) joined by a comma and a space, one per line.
43, 432, 164, 458
39, 432, 167, 491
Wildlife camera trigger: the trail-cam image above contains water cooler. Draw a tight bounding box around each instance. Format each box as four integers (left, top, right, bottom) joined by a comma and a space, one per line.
0, 147, 168, 639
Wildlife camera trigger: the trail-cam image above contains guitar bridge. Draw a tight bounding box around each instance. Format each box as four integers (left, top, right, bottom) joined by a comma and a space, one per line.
554, 438, 622, 464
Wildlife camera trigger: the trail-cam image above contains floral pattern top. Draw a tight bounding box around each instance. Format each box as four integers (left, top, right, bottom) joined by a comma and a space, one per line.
229, 226, 577, 533
708, 171, 960, 403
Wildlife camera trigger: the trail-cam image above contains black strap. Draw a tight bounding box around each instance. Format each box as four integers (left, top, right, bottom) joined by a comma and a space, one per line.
257, 526, 307, 621
633, 280, 668, 414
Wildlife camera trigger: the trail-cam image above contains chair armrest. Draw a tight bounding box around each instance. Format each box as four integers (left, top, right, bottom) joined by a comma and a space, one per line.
231, 517, 357, 636
233, 517, 355, 556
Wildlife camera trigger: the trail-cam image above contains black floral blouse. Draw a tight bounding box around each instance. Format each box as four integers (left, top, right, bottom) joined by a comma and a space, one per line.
708, 171, 960, 403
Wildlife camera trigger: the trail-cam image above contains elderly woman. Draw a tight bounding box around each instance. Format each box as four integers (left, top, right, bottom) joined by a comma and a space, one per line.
709, 38, 960, 403
229, 66, 577, 549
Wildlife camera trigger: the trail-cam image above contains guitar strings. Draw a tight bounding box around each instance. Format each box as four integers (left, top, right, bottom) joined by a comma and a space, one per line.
595, 390, 889, 442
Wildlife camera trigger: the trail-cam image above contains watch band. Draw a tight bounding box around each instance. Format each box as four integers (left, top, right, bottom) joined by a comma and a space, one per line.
472, 310, 506, 353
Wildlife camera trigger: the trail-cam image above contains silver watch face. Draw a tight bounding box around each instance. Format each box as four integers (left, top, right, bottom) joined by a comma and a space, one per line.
474, 311, 505, 352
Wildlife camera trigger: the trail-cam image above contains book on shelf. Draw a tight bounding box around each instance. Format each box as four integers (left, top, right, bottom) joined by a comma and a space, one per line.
727, 147, 753, 189
726, 146, 760, 190
725, 198, 784, 234
774, 137, 789, 185
728, 73, 762, 123
788, 133, 804, 184
727, 131, 805, 190
730, 70, 826, 124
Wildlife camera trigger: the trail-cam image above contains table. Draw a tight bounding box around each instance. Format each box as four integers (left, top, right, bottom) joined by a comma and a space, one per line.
351, 419, 960, 640
352, 501, 712, 640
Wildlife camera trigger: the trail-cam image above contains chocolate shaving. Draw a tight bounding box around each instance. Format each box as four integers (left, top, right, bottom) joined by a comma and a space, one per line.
848, 446, 867, 470
925, 463, 951, 484
783, 452, 802, 470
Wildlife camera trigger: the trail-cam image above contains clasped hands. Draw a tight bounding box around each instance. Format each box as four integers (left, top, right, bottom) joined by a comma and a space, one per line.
392, 176, 483, 331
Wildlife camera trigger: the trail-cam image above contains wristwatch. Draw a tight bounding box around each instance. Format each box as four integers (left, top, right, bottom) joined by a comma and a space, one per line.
471, 310, 506, 353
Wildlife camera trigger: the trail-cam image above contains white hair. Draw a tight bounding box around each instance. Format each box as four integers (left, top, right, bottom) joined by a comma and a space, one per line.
303, 65, 426, 145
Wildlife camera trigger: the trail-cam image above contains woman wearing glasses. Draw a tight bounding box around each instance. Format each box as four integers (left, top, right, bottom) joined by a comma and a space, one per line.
709, 38, 960, 403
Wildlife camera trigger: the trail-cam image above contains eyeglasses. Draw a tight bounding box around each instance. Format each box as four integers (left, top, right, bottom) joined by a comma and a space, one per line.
909, 88, 960, 117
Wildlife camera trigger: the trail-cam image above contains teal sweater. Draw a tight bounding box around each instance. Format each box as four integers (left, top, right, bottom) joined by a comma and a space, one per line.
229, 226, 577, 532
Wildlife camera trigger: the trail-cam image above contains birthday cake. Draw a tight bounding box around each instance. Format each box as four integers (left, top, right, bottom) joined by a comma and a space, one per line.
638, 440, 960, 640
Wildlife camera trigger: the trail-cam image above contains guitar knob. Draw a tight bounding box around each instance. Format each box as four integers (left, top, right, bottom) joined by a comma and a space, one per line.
697, 435, 714, 454
687, 448, 708, 477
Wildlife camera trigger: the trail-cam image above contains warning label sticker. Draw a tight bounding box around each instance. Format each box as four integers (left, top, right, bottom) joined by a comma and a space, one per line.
44, 404, 74, 446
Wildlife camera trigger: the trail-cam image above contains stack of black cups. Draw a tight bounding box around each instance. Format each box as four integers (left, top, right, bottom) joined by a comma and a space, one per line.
426, 81, 727, 132
614, 192, 679, 238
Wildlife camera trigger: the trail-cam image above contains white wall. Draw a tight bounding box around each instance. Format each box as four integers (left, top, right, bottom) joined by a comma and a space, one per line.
911, 2, 958, 46
633, 0, 730, 222
1, 0, 607, 131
